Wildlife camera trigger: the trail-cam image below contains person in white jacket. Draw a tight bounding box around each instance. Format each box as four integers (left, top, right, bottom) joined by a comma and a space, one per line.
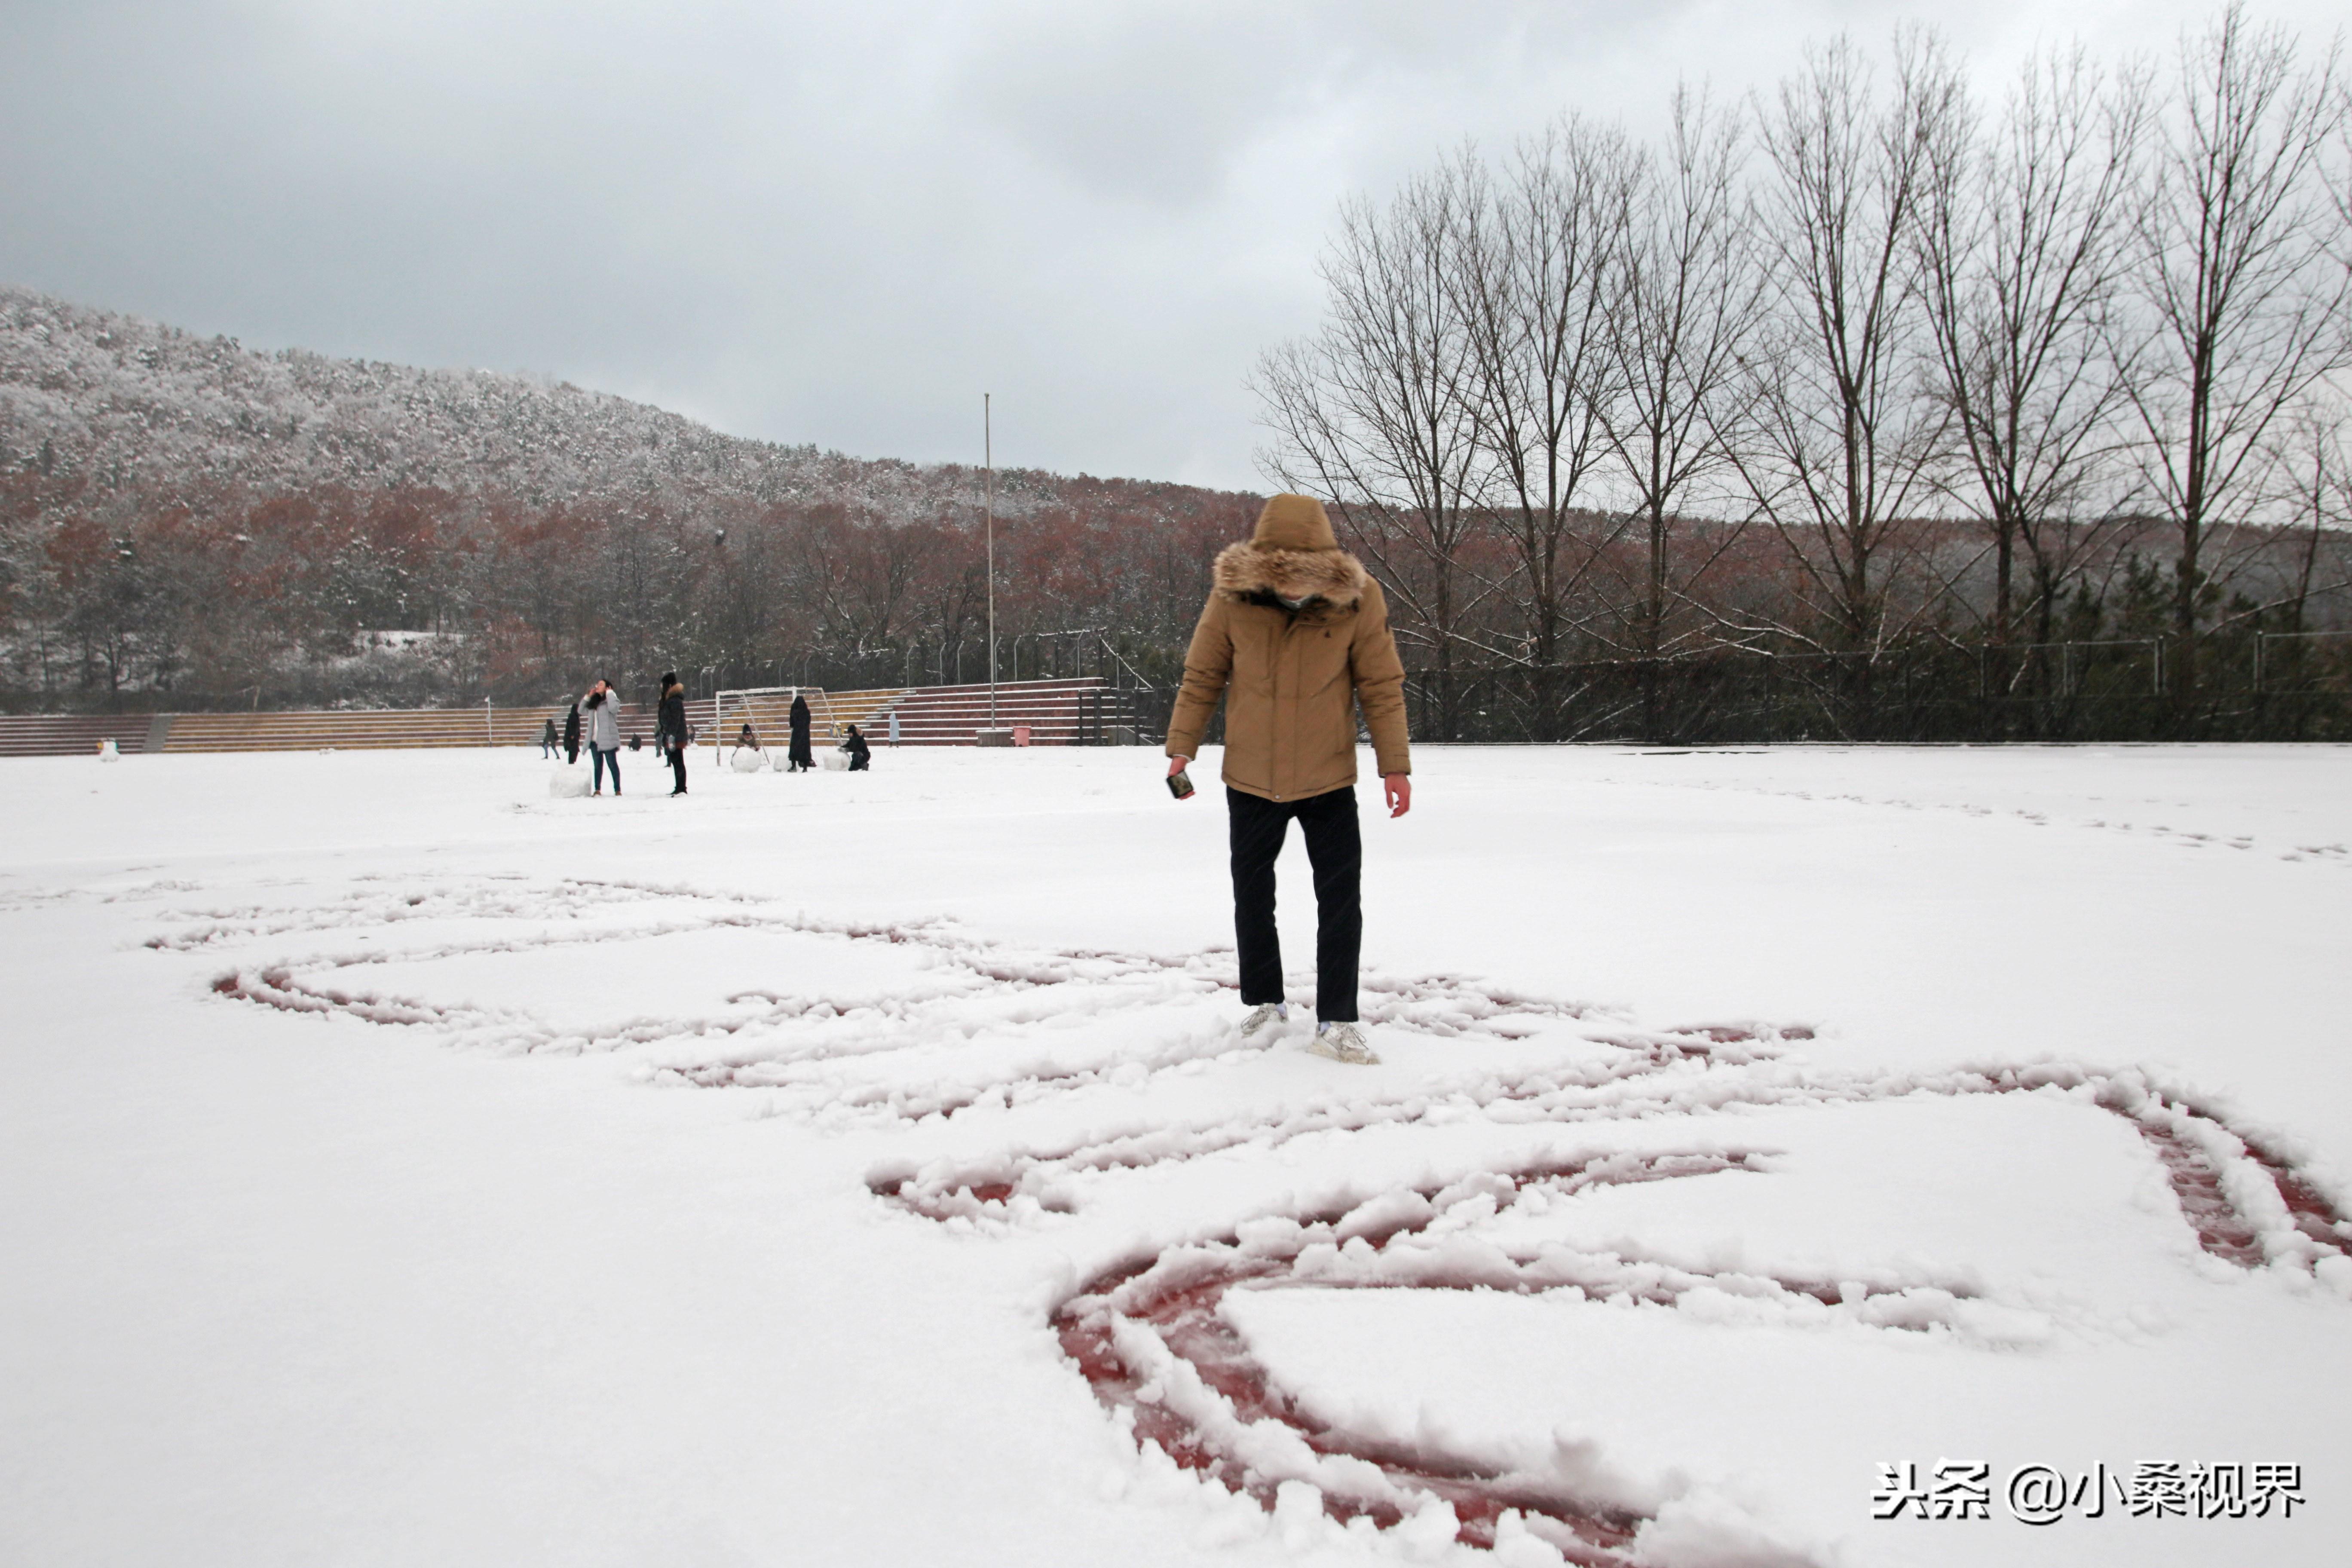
582, 679, 623, 795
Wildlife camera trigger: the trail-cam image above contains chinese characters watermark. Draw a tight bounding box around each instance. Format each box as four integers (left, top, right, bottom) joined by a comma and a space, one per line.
1873, 1461, 2305, 1524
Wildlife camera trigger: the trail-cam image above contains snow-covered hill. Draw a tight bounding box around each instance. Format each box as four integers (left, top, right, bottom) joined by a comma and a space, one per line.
0, 282, 1030, 516
0, 283, 1261, 712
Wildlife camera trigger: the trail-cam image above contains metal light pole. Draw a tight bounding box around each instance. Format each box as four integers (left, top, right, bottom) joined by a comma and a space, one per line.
985, 393, 996, 727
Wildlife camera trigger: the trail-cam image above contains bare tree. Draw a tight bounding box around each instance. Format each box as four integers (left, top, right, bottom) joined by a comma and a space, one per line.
2119, 2, 2349, 700
1450, 122, 1636, 666
2273, 397, 2352, 634
1253, 168, 1491, 673
1601, 82, 1765, 668
1917, 46, 2152, 672
1733, 32, 1963, 684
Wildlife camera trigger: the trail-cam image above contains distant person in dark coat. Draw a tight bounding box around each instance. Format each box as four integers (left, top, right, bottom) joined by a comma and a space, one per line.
540, 716, 560, 759
656, 671, 689, 796
787, 693, 815, 773
562, 702, 581, 765
843, 724, 871, 772
583, 680, 622, 795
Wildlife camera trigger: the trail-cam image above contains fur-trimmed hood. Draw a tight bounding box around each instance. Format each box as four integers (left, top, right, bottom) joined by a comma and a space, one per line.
1212, 540, 1369, 610
1212, 493, 1366, 610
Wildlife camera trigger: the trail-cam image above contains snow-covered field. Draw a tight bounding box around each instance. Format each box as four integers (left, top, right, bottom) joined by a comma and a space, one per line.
3, 741, 2346, 1568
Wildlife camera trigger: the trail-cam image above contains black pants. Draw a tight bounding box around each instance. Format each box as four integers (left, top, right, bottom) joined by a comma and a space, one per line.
1228, 785, 1362, 1023
667, 741, 687, 793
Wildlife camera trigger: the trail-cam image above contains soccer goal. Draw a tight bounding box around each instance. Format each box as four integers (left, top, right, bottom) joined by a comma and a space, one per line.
711, 687, 834, 761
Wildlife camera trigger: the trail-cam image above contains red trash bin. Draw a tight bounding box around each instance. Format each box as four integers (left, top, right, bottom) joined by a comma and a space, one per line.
1013, 725, 1032, 747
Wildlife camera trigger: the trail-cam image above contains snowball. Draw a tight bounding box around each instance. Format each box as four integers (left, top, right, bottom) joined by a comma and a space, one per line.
547, 768, 591, 798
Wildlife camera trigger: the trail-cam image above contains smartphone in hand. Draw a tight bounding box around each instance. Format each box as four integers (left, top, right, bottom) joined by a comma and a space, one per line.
1167, 767, 1195, 800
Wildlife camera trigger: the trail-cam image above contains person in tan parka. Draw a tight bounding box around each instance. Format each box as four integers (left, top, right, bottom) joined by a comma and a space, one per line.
1165, 493, 1410, 1064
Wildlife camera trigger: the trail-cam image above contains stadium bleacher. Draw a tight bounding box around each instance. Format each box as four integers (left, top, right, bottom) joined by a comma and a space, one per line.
0, 714, 158, 758
864, 678, 1118, 746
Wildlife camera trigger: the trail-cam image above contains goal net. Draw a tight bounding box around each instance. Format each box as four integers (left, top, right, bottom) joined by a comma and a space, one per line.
711, 687, 835, 758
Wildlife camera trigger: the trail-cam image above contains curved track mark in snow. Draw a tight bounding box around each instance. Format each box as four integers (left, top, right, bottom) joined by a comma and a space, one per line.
1047, 1152, 1889, 1560
883, 1063, 2349, 1270
209, 966, 515, 1031
871, 1029, 1802, 1224
2132, 1116, 2349, 1265
1029, 1099, 2346, 1558
177, 874, 1620, 1114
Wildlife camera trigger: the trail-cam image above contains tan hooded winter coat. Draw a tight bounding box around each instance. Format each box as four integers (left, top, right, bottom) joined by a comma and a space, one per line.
1165, 494, 1410, 802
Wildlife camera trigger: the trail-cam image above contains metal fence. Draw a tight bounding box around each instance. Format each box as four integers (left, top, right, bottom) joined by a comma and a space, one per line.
1396, 636, 2352, 744
22, 629, 2349, 742
1104, 633, 2352, 747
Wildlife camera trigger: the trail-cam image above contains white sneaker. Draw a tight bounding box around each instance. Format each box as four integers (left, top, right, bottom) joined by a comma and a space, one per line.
1308, 1021, 1379, 1065
1239, 1002, 1288, 1039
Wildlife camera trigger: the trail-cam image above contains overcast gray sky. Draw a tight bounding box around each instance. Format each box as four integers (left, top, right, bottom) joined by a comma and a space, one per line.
0, 1, 2338, 489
